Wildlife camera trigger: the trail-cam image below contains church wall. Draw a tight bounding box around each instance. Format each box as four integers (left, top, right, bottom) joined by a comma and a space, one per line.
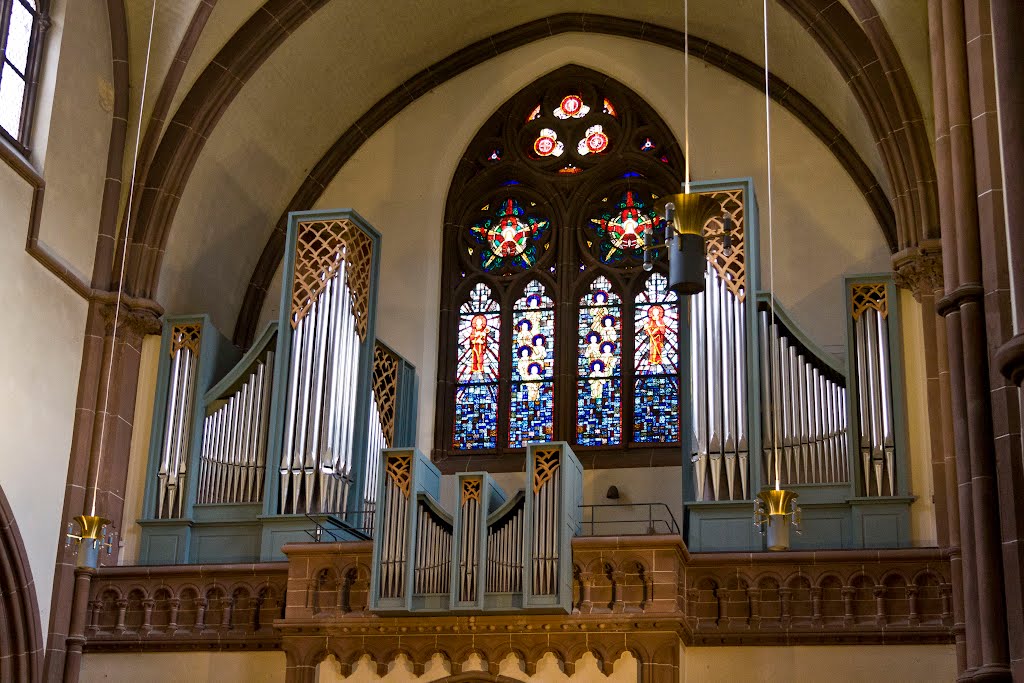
681, 644, 956, 683
78, 644, 956, 682
0, 158, 88, 639
80, 651, 285, 683
245, 34, 890, 458
0, 0, 118, 641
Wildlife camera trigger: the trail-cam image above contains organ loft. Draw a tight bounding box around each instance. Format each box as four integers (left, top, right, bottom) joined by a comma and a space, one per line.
0, 2, 1022, 682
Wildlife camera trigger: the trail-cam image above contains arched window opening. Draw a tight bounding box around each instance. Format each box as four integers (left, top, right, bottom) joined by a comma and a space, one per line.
437, 66, 684, 466
0, 0, 47, 150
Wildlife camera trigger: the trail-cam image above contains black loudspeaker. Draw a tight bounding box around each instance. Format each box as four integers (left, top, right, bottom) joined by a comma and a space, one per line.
668, 232, 706, 294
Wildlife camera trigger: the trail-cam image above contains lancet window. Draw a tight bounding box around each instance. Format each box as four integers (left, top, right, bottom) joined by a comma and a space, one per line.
436, 66, 686, 465
0, 0, 47, 150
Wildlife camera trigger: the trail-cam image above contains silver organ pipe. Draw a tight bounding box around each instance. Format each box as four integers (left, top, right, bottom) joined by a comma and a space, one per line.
413, 500, 452, 595
758, 307, 850, 487
156, 328, 200, 519
531, 451, 560, 596
280, 270, 363, 514
851, 285, 896, 496
458, 483, 480, 602
363, 343, 400, 532
486, 498, 524, 593
691, 261, 750, 501
197, 355, 274, 505
379, 456, 410, 600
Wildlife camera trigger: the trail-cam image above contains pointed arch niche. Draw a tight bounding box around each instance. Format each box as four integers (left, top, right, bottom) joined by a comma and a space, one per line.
434, 66, 686, 469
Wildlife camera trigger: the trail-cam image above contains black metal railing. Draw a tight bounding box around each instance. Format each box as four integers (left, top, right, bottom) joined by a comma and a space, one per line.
578, 503, 681, 536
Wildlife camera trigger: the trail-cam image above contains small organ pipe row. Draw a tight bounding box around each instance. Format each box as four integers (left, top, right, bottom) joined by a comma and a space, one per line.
413, 500, 452, 595
362, 395, 387, 532
691, 262, 749, 501
532, 460, 560, 596
854, 305, 895, 496
378, 468, 409, 600
373, 446, 580, 613
758, 309, 849, 488
458, 490, 480, 602
280, 273, 361, 514
157, 343, 199, 518
197, 355, 274, 505
485, 499, 524, 594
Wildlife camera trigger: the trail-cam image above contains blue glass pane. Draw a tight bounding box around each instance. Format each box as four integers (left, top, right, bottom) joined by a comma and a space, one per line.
510, 381, 554, 446
454, 383, 498, 449
634, 376, 680, 442
576, 379, 621, 445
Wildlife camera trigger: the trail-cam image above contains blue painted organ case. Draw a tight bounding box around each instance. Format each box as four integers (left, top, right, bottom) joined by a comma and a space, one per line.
138, 209, 420, 564
371, 443, 582, 614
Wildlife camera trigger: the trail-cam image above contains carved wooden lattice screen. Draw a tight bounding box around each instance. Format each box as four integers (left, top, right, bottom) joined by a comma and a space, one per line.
278, 216, 377, 515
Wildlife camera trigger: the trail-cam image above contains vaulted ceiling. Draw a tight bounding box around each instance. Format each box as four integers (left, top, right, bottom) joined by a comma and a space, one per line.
110, 0, 936, 340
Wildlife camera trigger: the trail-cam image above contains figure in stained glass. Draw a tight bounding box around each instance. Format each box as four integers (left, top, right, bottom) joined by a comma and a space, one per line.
469, 198, 550, 272
469, 314, 490, 373
644, 304, 667, 365
588, 191, 658, 264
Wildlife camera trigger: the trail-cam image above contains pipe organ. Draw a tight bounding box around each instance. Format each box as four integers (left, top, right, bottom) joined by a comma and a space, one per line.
140, 210, 396, 564
684, 181, 909, 551
850, 283, 897, 496
155, 324, 203, 518
757, 302, 850, 488
372, 444, 581, 614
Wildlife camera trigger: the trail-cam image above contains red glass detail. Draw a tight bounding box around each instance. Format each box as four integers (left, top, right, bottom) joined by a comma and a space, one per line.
640, 137, 656, 151
534, 134, 557, 157
559, 165, 582, 175
586, 131, 609, 154
527, 104, 542, 121
603, 98, 617, 117
560, 95, 583, 117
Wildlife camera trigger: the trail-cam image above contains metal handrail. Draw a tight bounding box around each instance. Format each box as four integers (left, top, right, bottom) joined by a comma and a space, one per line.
304, 510, 372, 542
578, 502, 681, 536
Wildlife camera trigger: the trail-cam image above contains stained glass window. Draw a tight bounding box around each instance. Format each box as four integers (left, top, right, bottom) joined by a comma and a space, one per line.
588, 191, 659, 265
577, 277, 622, 446
0, 0, 44, 147
454, 284, 500, 449
468, 198, 550, 272
634, 274, 681, 442
440, 66, 686, 460
509, 281, 555, 447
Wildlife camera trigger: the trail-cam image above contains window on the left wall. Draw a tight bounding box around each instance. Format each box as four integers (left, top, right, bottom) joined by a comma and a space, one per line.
0, 0, 46, 151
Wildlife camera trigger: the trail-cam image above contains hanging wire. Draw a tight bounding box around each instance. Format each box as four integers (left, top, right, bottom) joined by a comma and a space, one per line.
683, 0, 690, 194
90, 0, 158, 516
762, 0, 781, 491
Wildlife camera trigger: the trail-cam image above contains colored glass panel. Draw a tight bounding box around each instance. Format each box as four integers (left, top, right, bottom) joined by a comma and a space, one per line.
577, 125, 609, 155
533, 128, 563, 157
603, 98, 617, 117
510, 280, 555, 447
454, 284, 500, 449
588, 191, 658, 264
554, 94, 589, 119
468, 198, 550, 272
634, 273, 680, 442
577, 277, 621, 445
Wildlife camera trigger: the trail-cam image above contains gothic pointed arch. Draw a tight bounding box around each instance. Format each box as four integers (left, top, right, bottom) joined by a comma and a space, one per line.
434, 65, 686, 469
0, 483, 43, 683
